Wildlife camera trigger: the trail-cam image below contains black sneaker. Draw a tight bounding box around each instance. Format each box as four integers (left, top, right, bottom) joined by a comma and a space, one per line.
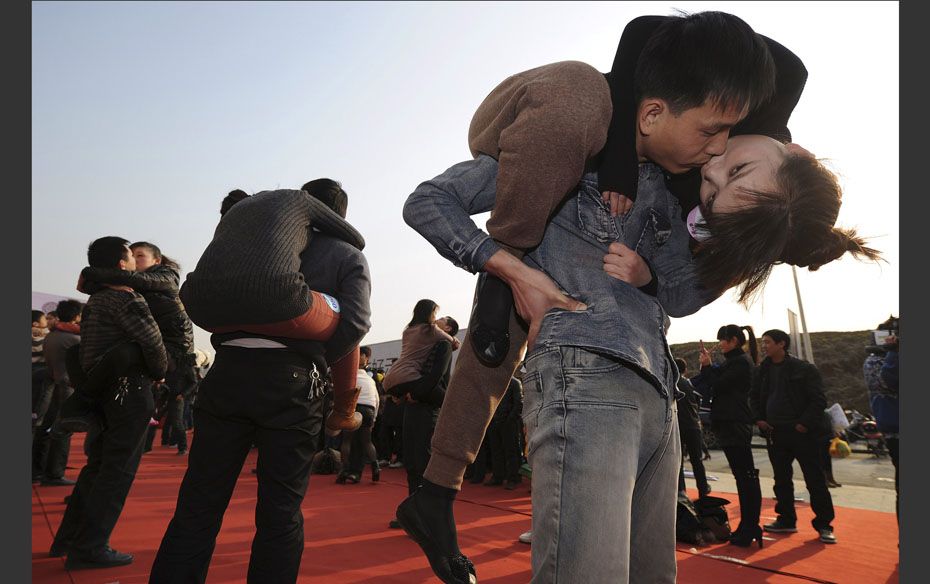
65, 547, 133, 570
49, 540, 69, 558
41, 477, 77, 487
763, 519, 798, 533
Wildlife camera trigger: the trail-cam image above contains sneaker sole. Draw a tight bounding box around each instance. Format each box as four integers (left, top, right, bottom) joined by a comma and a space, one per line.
763, 527, 798, 533
65, 558, 133, 570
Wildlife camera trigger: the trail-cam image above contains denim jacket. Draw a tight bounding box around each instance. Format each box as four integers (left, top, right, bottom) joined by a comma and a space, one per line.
403, 154, 718, 397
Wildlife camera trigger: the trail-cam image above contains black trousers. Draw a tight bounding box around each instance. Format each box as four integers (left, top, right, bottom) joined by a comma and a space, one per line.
161, 397, 188, 451
162, 363, 197, 451
767, 425, 835, 530
678, 427, 709, 494
487, 417, 522, 483
377, 401, 405, 462
149, 347, 325, 584
402, 402, 438, 495
342, 404, 378, 476
53, 374, 155, 555
886, 436, 899, 521
33, 382, 74, 479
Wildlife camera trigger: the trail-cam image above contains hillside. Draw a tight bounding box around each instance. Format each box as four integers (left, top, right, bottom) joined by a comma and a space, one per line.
670, 330, 878, 414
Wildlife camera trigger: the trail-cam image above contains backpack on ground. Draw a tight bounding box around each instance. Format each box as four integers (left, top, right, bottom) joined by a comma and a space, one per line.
676, 495, 716, 546
694, 495, 732, 543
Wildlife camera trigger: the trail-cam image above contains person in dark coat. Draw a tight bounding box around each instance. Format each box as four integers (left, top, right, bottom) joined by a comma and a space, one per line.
751, 328, 836, 544
698, 324, 762, 547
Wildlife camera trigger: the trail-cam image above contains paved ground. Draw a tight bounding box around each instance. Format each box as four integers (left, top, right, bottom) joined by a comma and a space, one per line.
686, 439, 897, 513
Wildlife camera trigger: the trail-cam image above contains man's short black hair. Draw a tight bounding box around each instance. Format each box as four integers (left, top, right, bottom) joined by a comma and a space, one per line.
302, 178, 348, 218
634, 11, 776, 115
56, 300, 83, 323
674, 357, 688, 374
444, 316, 460, 337
87, 236, 131, 268
31, 310, 45, 324
360, 345, 372, 358
762, 328, 791, 350
221, 189, 250, 216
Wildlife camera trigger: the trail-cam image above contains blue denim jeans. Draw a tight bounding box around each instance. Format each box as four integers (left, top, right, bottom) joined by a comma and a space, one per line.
523, 346, 680, 583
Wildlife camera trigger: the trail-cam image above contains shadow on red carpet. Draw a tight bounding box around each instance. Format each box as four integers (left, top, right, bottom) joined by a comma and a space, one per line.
32, 434, 898, 583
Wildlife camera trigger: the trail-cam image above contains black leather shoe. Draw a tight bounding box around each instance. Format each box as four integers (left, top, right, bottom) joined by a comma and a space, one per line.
49, 540, 69, 558
65, 547, 133, 570
468, 273, 512, 368
483, 478, 504, 487
396, 492, 477, 584
729, 525, 763, 548
41, 477, 77, 487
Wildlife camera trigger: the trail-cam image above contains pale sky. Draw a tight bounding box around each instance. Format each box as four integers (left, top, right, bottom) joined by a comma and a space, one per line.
31, 1, 899, 356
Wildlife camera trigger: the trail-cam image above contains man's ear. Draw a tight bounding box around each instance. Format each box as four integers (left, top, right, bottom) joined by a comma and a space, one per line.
637, 97, 668, 136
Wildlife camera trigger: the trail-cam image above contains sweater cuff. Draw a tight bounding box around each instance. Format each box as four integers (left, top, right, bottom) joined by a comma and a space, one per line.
637, 260, 658, 297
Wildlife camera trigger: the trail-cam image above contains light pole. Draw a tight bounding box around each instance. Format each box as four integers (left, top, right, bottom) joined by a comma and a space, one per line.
791, 265, 815, 363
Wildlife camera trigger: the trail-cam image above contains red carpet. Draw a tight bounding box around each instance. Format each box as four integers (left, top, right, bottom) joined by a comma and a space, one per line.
33, 434, 899, 583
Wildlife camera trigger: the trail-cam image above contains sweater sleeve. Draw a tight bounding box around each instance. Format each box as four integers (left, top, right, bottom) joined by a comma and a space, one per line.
485, 61, 612, 253
324, 251, 372, 363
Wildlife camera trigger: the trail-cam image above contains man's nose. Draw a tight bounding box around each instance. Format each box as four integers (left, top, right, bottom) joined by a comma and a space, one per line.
706, 132, 729, 157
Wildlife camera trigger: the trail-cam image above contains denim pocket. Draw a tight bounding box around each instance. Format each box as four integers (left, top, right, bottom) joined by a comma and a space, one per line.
521, 370, 543, 441
576, 190, 620, 243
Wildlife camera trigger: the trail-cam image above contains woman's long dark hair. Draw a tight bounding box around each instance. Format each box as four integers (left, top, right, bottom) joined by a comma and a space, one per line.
408, 299, 438, 328
716, 324, 758, 365
694, 154, 881, 304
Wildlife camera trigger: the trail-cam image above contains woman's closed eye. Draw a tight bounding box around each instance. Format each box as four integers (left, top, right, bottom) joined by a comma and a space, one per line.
728, 163, 748, 178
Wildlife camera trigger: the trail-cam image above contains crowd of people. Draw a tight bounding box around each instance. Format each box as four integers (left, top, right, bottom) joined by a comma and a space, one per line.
30, 9, 894, 584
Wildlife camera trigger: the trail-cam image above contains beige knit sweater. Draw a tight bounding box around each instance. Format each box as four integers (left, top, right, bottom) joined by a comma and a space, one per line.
467, 60, 613, 254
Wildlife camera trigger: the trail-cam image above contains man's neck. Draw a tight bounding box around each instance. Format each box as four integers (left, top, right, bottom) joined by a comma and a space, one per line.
770, 354, 786, 364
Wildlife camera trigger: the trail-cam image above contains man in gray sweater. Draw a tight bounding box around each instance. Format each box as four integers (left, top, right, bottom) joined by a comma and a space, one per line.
151, 179, 372, 584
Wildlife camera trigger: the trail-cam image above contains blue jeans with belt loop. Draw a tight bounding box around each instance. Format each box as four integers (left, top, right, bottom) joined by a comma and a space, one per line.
523, 345, 680, 584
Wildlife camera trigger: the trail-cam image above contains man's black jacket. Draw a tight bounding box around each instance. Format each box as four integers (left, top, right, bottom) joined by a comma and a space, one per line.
749, 355, 827, 432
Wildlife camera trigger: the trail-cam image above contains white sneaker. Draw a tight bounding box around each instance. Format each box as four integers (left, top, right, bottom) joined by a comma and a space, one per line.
818, 528, 837, 544
388, 461, 404, 469
518, 530, 533, 544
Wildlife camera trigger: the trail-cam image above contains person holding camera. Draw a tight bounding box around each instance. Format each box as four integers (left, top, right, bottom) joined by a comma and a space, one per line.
864, 316, 898, 521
